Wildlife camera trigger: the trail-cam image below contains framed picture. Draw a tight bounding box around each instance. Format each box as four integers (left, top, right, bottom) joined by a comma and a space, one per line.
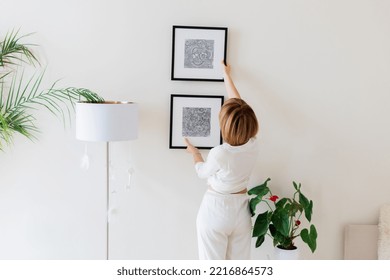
171, 25, 228, 82
169, 94, 224, 149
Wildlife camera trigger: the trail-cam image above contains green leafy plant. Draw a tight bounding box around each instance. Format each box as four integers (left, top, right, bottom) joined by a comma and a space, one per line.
248, 178, 318, 253
0, 30, 104, 150
0, 30, 38, 68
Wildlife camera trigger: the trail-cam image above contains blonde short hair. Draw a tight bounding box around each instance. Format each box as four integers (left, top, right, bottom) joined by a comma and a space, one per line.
219, 98, 259, 146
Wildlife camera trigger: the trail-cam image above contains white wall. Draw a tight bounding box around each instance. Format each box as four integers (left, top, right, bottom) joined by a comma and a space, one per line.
1, 0, 390, 260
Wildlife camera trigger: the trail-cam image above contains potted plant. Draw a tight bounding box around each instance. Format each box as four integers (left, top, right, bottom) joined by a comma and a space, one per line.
248, 178, 318, 258
0, 30, 103, 150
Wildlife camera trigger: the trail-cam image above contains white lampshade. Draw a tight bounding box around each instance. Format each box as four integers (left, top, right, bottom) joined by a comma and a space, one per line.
76, 101, 138, 142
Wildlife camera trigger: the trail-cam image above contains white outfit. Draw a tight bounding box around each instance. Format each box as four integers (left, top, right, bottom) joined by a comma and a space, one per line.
195, 137, 259, 260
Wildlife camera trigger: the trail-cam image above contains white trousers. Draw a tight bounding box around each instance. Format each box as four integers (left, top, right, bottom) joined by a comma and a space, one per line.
196, 190, 252, 260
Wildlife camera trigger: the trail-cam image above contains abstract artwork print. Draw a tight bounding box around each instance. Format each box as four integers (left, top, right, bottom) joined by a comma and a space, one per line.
170, 94, 223, 149
182, 107, 211, 137
171, 26, 227, 81
184, 39, 214, 69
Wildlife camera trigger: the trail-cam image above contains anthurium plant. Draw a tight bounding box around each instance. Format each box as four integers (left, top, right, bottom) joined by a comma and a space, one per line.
248, 178, 317, 253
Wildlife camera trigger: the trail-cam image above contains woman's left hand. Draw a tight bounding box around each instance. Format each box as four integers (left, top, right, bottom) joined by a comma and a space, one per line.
184, 138, 199, 155
184, 138, 204, 164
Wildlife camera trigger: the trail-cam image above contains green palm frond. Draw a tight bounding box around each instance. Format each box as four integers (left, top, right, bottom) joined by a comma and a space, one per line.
1, 30, 105, 151
0, 72, 10, 82
0, 29, 39, 67
72, 88, 105, 103
0, 71, 102, 150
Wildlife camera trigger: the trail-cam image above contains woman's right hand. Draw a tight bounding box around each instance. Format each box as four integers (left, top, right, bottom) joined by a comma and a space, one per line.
221, 61, 241, 99
222, 60, 231, 77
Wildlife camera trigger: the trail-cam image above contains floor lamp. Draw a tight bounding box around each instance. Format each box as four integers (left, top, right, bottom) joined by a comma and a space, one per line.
75, 101, 139, 260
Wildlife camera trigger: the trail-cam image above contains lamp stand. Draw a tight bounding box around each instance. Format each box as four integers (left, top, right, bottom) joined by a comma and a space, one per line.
106, 141, 110, 260
75, 101, 138, 260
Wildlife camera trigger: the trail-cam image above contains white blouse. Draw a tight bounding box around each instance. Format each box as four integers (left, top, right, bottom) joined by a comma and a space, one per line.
194, 137, 259, 194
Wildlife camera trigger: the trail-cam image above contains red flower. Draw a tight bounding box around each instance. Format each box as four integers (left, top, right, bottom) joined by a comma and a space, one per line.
269, 195, 279, 202
295, 220, 301, 226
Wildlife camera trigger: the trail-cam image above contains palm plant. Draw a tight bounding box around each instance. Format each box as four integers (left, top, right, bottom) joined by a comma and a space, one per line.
0, 30, 104, 150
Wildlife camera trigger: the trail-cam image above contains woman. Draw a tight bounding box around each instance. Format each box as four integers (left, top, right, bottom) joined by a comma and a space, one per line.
185, 62, 259, 259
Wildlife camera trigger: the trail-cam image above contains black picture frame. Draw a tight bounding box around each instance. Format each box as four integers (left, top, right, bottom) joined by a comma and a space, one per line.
169, 94, 224, 149
171, 25, 228, 82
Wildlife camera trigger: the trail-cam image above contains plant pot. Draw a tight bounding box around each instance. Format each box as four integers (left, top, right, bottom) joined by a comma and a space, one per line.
274, 245, 300, 260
